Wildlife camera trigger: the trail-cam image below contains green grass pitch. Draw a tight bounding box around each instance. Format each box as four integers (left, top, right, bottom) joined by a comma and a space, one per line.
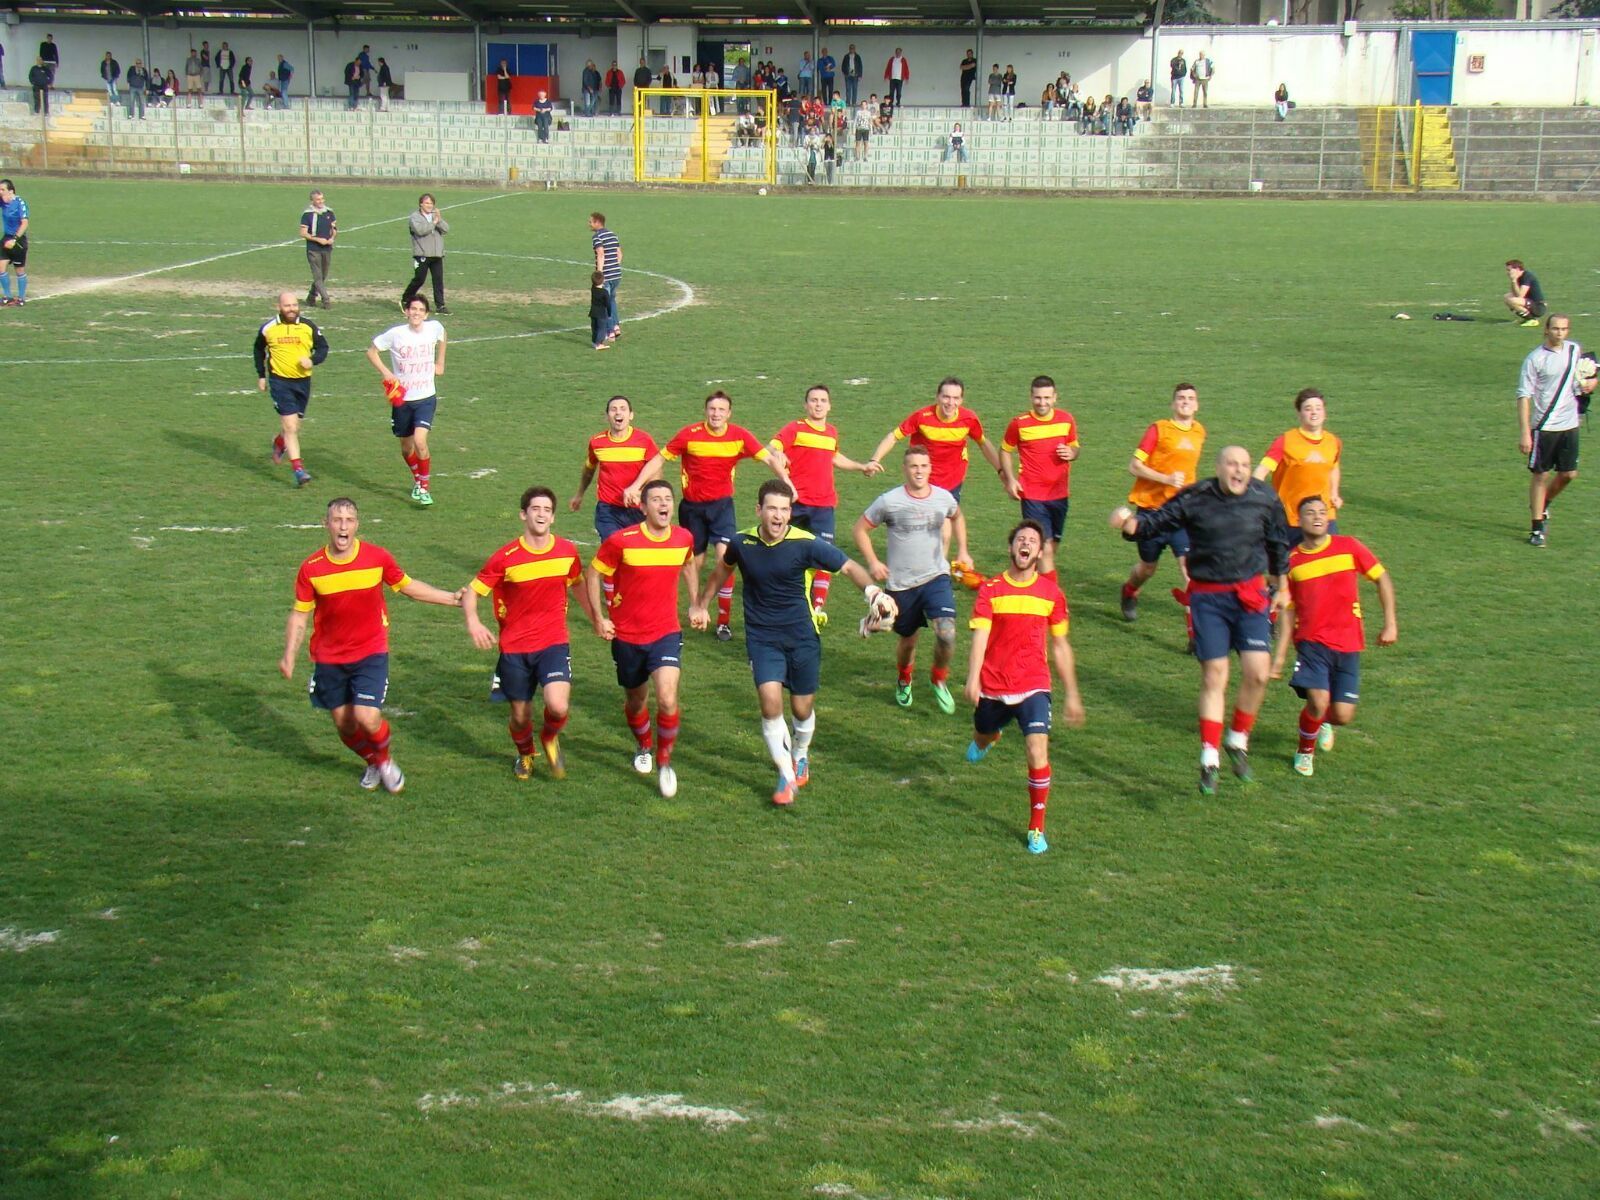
1, 179, 1596, 1199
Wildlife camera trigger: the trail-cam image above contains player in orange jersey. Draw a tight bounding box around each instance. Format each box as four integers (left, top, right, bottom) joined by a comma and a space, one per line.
867, 375, 1003, 502
999, 374, 1079, 576
465, 486, 601, 781
279, 497, 463, 793
569, 394, 658, 542
964, 520, 1086, 854
1118, 383, 1205, 624
1255, 387, 1343, 532
1269, 497, 1397, 778
768, 384, 883, 624
586, 479, 700, 798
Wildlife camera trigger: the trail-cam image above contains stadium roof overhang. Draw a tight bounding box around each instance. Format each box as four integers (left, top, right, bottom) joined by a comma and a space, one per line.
2, 0, 1154, 28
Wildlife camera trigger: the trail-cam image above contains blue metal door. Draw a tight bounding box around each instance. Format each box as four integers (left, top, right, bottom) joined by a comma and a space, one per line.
1412, 30, 1455, 105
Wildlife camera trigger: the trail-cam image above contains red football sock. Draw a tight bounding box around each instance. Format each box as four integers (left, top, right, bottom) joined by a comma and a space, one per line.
509, 720, 535, 757
1199, 718, 1223, 752
931, 665, 950, 686
338, 727, 370, 762
1229, 708, 1257, 737
417, 457, 431, 489
625, 704, 653, 751
1298, 707, 1322, 755
655, 709, 680, 766
403, 450, 421, 482
898, 661, 914, 685
716, 581, 734, 627
540, 710, 569, 743
290, 457, 304, 472
811, 571, 832, 608
1027, 765, 1051, 832
368, 720, 392, 764
1121, 582, 1140, 600
273, 434, 286, 453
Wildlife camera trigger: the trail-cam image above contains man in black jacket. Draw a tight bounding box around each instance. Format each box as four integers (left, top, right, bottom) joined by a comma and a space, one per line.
29, 58, 52, 114
1114, 445, 1291, 794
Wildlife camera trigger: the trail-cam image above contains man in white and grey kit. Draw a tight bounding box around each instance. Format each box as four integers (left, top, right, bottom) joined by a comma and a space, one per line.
852, 445, 972, 715
1518, 313, 1594, 547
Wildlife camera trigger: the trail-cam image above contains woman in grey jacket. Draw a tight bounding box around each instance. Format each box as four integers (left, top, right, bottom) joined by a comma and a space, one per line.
401, 193, 450, 314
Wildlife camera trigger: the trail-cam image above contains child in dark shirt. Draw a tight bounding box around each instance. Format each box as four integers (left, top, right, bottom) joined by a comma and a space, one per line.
589, 270, 611, 351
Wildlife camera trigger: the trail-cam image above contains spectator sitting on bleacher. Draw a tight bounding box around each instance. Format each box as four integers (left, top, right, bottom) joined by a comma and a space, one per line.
1064, 81, 1082, 121
1116, 96, 1135, 135
1078, 94, 1096, 134
1040, 84, 1055, 121
877, 93, 895, 133
736, 112, 757, 147
1137, 81, 1153, 122
830, 93, 848, 135
534, 90, 553, 142
262, 78, 284, 110
941, 122, 968, 164
1098, 94, 1115, 135
1274, 83, 1291, 122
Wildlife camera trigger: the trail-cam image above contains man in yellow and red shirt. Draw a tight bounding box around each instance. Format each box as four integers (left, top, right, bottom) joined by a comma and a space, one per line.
569, 394, 658, 542
625, 390, 790, 640
1255, 387, 1343, 531
1000, 373, 1079, 575
586, 479, 700, 799
1270, 497, 1397, 778
868, 375, 1002, 501
963, 520, 1086, 855
1119, 382, 1206, 625
768, 383, 883, 620
465, 485, 600, 782
279, 497, 462, 793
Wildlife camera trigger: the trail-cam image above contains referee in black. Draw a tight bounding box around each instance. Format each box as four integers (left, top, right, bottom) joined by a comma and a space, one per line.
299, 189, 336, 309
1113, 445, 1292, 794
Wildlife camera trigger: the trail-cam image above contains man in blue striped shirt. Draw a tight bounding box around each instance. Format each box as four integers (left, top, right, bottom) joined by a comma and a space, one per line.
589, 212, 623, 342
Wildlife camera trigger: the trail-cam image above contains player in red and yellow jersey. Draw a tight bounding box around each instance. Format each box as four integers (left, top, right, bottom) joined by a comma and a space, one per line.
1119, 383, 1206, 627
279, 497, 462, 793
1000, 374, 1080, 575
868, 375, 1003, 501
1269, 497, 1397, 778
465, 486, 600, 782
625, 391, 790, 641
769, 384, 884, 620
1255, 387, 1343, 530
963, 520, 1086, 855
569, 394, 659, 543
586, 479, 701, 799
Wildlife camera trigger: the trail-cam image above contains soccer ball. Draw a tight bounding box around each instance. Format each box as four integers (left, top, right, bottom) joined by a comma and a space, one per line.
859, 588, 899, 636
1577, 353, 1598, 382
757, 187, 768, 196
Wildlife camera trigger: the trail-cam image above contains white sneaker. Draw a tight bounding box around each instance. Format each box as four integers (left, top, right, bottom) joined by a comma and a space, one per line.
658, 764, 678, 798
632, 750, 654, 774
378, 759, 405, 794
1317, 723, 1335, 752
359, 763, 381, 791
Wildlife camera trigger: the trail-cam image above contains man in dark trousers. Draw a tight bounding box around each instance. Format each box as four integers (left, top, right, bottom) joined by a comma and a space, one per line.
300, 189, 336, 309
402, 193, 450, 315
30, 59, 52, 114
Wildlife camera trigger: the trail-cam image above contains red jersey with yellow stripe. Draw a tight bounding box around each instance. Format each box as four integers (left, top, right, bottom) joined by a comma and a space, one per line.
969, 570, 1069, 698
586, 427, 658, 507
293, 540, 410, 663
1261, 428, 1341, 527
1285, 535, 1384, 653
1128, 418, 1206, 510
470, 534, 582, 653
1002, 409, 1080, 501
894, 405, 986, 491
590, 523, 696, 643
770, 419, 840, 507
662, 422, 769, 503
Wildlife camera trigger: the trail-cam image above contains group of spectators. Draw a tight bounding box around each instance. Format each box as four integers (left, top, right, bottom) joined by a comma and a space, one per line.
343, 46, 394, 111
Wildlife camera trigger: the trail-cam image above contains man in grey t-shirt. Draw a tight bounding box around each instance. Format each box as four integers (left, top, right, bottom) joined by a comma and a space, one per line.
853, 445, 972, 713
1517, 312, 1593, 546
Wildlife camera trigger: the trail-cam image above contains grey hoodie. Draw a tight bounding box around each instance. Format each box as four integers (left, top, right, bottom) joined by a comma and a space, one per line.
408, 209, 449, 257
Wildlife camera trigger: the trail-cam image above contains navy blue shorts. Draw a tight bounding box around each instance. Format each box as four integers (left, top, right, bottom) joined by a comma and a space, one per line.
1021, 497, 1069, 543
947, 482, 964, 504
679, 497, 736, 556
595, 501, 644, 542
974, 691, 1052, 737
889, 574, 958, 638
1190, 586, 1274, 661
612, 632, 682, 690
268, 376, 311, 418
1136, 520, 1192, 564
391, 395, 438, 438
309, 652, 389, 710
748, 632, 823, 695
1289, 640, 1361, 704
791, 503, 837, 542
491, 644, 572, 703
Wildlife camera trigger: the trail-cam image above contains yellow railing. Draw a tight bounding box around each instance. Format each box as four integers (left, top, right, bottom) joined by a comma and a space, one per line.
1362, 104, 1459, 192
633, 88, 777, 186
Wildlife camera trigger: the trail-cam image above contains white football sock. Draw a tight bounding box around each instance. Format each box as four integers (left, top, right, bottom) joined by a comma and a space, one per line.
1200, 745, 1221, 769
1223, 729, 1249, 751
791, 712, 816, 760
761, 716, 794, 783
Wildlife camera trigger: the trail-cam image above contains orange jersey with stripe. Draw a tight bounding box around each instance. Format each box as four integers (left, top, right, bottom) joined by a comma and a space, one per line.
1128, 418, 1206, 510
662, 422, 769, 503
470, 534, 582, 653
1002, 409, 1080, 501
585, 427, 658, 507
1285, 535, 1384, 653
590, 523, 696, 643
894, 404, 986, 491
293, 540, 410, 663
969, 570, 1069, 698
1261, 428, 1341, 526
770, 419, 840, 507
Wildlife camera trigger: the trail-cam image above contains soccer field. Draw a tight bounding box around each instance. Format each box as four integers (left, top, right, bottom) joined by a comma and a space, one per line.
2, 179, 1597, 1199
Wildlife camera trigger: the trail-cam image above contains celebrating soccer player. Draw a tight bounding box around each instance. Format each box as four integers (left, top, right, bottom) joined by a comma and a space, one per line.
1254, 388, 1342, 533
1118, 383, 1205, 627
570, 394, 658, 543
464, 486, 600, 781
964, 520, 1086, 854
999, 374, 1080, 576
586, 480, 699, 799
867, 375, 1002, 502
279, 498, 463, 793
255, 290, 329, 488
623, 391, 790, 642
1113, 446, 1292, 794
1270, 498, 1398, 777
690, 479, 890, 808
767, 384, 884, 625
854, 446, 971, 713
367, 297, 447, 507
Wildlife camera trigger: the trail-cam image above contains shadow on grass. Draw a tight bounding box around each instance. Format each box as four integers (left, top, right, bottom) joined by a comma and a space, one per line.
150, 660, 330, 770
162, 428, 279, 484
